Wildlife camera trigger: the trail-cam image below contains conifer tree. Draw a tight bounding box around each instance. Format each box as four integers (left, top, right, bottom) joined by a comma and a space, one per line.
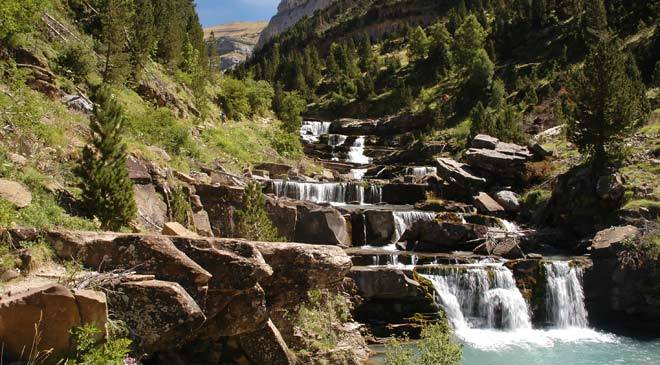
583, 0, 608, 31
132, 0, 155, 78
408, 26, 430, 61
453, 14, 487, 68
76, 86, 137, 231
100, 0, 133, 84
234, 182, 282, 241
427, 22, 453, 77
569, 37, 648, 165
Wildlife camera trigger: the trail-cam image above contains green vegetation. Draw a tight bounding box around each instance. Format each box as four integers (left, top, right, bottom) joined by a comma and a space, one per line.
76, 86, 136, 231
291, 289, 354, 361
384, 321, 462, 365
234, 182, 281, 242
67, 323, 132, 365
568, 37, 649, 166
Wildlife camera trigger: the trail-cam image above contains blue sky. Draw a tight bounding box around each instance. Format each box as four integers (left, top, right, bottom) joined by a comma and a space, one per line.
194, 0, 279, 26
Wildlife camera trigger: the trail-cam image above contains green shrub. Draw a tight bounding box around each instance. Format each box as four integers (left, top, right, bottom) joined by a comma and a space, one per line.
57, 42, 97, 84
0, 0, 43, 39
68, 323, 132, 365
270, 129, 303, 159
292, 290, 352, 355
234, 182, 282, 241
519, 189, 551, 221
170, 187, 192, 226
127, 106, 200, 158
384, 321, 462, 365
216, 77, 274, 120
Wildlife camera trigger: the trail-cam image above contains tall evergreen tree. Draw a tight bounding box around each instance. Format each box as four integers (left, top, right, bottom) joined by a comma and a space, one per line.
408, 26, 430, 61
76, 86, 137, 231
453, 14, 487, 68
427, 22, 454, 77
569, 38, 648, 165
100, 0, 133, 84
132, 0, 155, 77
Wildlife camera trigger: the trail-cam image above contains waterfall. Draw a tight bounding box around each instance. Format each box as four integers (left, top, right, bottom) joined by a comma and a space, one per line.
407, 166, 438, 176
271, 180, 381, 204
347, 136, 372, 165
423, 265, 532, 330
351, 168, 368, 180
328, 134, 347, 161
300, 121, 331, 143
544, 262, 589, 328
392, 211, 437, 243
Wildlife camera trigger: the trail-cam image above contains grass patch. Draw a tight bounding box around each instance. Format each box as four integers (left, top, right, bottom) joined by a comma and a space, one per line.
622, 199, 660, 212
290, 289, 353, 360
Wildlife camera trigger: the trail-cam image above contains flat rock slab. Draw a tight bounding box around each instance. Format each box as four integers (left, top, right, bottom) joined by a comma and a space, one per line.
0, 178, 32, 208
473, 192, 505, 215
590, 225, 640, 258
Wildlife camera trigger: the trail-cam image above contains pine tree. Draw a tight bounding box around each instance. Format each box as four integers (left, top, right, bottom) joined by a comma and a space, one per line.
427, 22, 453, 77
76, 86, 137, 231
132, 0, 155, 79
583, 0, 608, 31
100, 0, 133, 84
408, 26, 430, 61
569, 37, 648, 165
453, 14, 487, 68
234, 182, 282, 241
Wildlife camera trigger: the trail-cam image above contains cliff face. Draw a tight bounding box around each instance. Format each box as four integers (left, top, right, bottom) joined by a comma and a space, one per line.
256, 0, 336, 49
204, 21, 268, 70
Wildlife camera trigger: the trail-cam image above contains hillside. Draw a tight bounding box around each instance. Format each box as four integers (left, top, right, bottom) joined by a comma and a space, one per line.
204, 21, 268, 70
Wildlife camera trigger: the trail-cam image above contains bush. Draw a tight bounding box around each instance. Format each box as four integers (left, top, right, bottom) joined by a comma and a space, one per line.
0, 0, 43, 39
519, 189, 551, 221
384, 321, 462, 365
291, 290, 352, 357
276, 90, 306, 134
57, 42, 97, 83
68, 323, 132, 365
170, 186, 192, 226
127, 107, 199, 158
216, 77, 274, 120
270, 129, 302, 159
234, 182, 282, 241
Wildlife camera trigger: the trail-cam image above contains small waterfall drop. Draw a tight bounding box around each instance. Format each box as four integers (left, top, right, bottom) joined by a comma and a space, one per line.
392, 211, 437, 243
271, 180, 381, 204
300, 121, 331, 143
544, 262, 589, 328
348, 136, 372, 165
351, 168, 368, 180
407, 166, 438, 176
328, 134, 347, 161
423, 264, 532, 330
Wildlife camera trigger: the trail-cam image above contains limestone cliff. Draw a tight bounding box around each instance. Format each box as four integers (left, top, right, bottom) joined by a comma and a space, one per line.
204, 21, 268, 70
256, 0, 336, 49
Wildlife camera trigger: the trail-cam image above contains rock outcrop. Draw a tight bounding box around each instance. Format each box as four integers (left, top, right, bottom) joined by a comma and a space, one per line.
6, 229, 361, 363
204, 21, 269, 70
0, 178, 32, 208
0, 284, 108, 364
257, 0, 335, 49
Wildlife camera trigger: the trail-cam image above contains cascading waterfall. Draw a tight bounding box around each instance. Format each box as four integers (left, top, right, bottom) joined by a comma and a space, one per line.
423, 265, 532, 330
351, 168, 368, 180
348, 136, 372, 165
544, 262, 589, 328
328, 134, 347, 161
271, 180, 382, 204
407, 166, 438, 176
392, 211, 437, 243
300, 121, 331, 143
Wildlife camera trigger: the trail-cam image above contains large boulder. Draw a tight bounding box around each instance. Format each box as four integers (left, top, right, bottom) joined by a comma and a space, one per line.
404, 220, 488, 252
126, 154, 152, 183
471, 134, 499, 149
381, 183, 427, 204
46, 231, 211, 291
0, 284, 107, 364
493, 190, 521, 212
105, 279, 205, 354
195, 183, 245, 237
349, 267, 421, 299
162, 222, 199, 238
473, 192, 505, 215
133, 184, 168, 232
295, 205, 350, 246
464, 148, 528, 181
0, 178, 32, 208
265, 197, 298, 241
435, 158, 486, 198
589, 225, 640, 258
254, 241, 352, 310
253, 163, 292, 179
238, 319, 296, 365
473, 237, 525, 259
364, 210, 397, 244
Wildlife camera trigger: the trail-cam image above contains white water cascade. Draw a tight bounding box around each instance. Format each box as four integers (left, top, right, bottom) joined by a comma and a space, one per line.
271, 180, 382, 204
544, 262, 589, 328
423, 264, 532, 330
300, 121, 331, 143
328, 134, 347, 161
348, 136, 372, 165
407, 166, 438, 176
392, 211, 437, 243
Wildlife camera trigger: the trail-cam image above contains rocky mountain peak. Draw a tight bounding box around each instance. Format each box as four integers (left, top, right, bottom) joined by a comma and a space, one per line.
256, 0, 336, 49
